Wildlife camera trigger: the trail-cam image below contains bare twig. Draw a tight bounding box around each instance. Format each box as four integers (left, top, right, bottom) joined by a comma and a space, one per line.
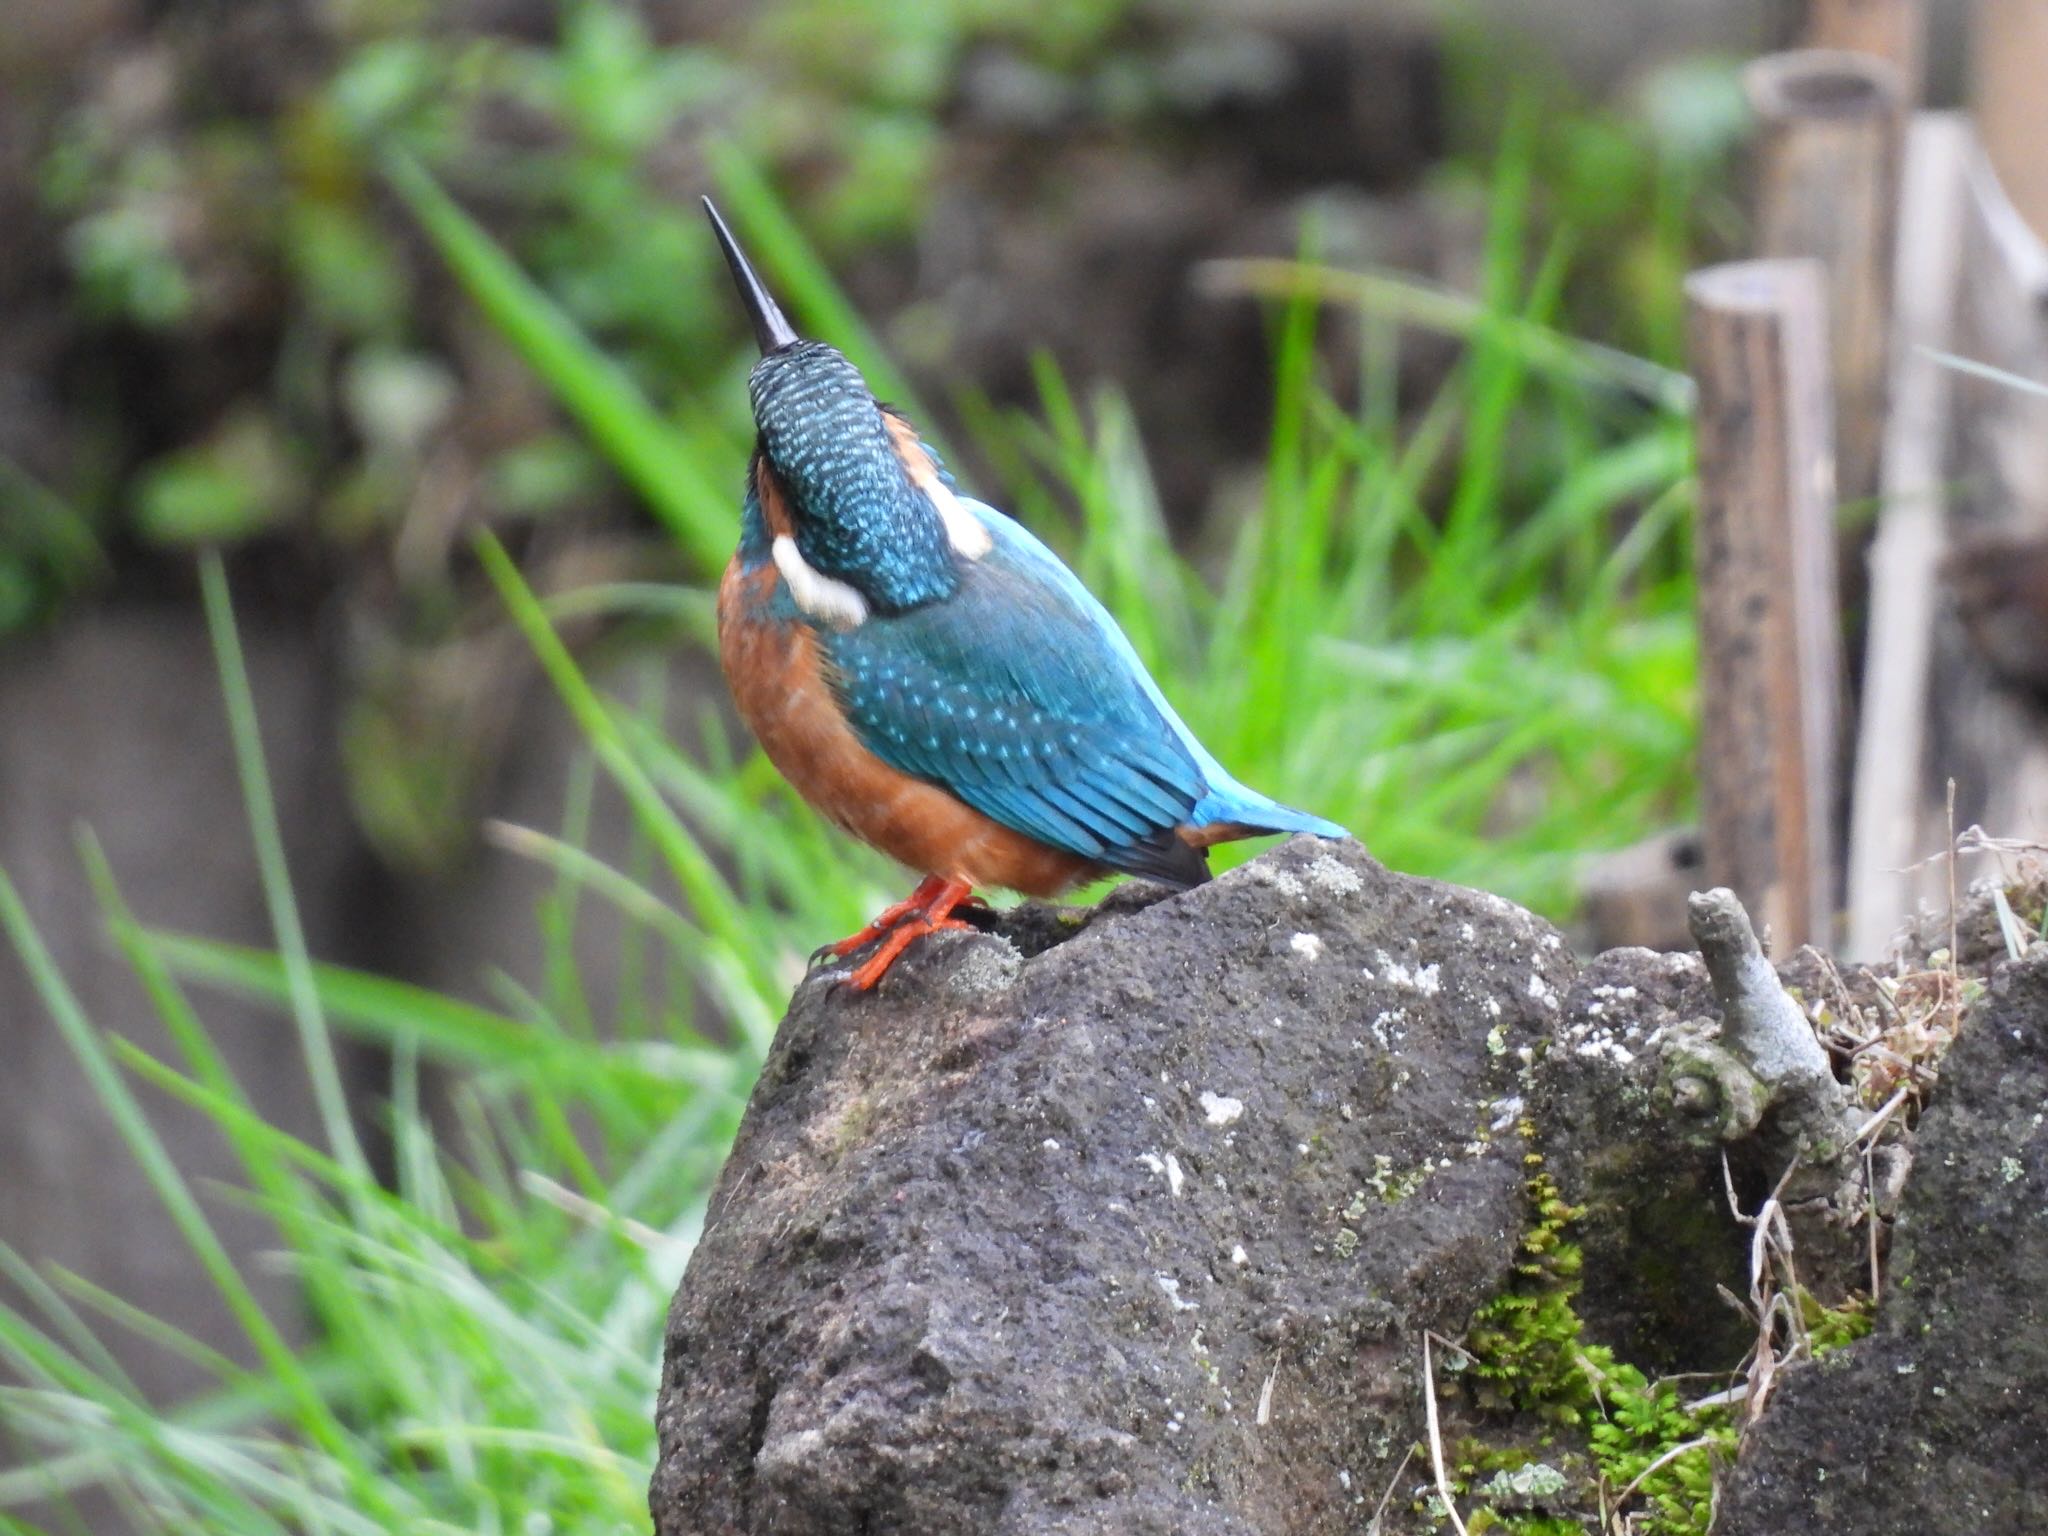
1685, 889, 1858, 1160
1687, 1383, 1749, 1411
1851, 1084, 1913, 1147
1947, 779, 1960, 975
1721, 1153, 1814, 1424
1896, 822, 2048, 872
1367, 1445, 1416, 1536
1956, 825, 2048, 858
1426, 1329, 1477, 1368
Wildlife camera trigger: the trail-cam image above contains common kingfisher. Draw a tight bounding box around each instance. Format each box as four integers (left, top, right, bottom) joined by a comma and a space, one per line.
705, 199, 1347, 991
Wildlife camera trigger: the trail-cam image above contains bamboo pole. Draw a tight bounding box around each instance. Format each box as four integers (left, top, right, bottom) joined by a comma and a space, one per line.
1845, 114, 1969, 961
1802, 0, 1926, 102
1973, 0, 2048, 245
1745, 50, 1906, 514
1918, 130, 2048, 894
1687, 259, 1842, 954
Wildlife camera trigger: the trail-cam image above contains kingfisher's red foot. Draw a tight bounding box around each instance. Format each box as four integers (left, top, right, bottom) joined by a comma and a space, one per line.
816, 874, 950, 964
814, 875, 989, 970
844, 913, 975, 991
826, 875, 978, 991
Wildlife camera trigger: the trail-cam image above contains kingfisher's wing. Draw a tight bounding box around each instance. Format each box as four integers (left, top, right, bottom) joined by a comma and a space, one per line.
817, 537, 1212, 887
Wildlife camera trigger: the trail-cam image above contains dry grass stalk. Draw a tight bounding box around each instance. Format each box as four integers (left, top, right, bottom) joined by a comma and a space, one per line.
1420, 1332, 1469, 1536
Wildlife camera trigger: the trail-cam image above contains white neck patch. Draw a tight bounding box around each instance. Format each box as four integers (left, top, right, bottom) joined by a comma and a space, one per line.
895, 435, 991, 560
772, 535, 869, 630
927, 475, 993, 561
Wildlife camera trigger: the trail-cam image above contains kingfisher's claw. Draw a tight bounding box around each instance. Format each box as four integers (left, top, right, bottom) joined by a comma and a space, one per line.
808, 938, 855, 969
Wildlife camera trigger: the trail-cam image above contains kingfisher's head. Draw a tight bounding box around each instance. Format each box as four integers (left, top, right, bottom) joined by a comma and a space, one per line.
705, 198, 969, 617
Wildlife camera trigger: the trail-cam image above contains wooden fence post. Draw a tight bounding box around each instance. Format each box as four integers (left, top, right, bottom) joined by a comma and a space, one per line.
1974, 0, 2048, 244
1687, 259, 1842, 954
1845, 114, 1969, 960
1801, 0, 1926, 102
1745, 50, 1906, 515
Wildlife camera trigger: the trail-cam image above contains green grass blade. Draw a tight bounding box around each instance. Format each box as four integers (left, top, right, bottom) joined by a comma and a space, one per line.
1196, 258, 1692, 413
1924, 347, 2048, 400
144, 932, 674, 1100
473, 530, 774, 1001
383, 148, 734, 570
487, 819, 708, 957
0, 868, 377, 1499
199, 554, 371, 1185
0, 1248, 141, 1407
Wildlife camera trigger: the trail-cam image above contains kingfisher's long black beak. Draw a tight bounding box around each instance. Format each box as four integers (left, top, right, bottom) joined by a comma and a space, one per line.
703, 197, 798, 355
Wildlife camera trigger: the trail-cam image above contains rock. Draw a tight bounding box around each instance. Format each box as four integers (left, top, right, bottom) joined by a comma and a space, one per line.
1714, 956, 2048, 1534
650, 838, 1566, 1535
1531, 946, 1758, 1373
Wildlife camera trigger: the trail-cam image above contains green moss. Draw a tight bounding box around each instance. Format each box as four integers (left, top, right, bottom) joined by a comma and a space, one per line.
1467, 1512, 1582, 1536
1465, 1164, 1589, 1420
1806, 1291, 1875, 1357
1458, 1158, 1735, 1536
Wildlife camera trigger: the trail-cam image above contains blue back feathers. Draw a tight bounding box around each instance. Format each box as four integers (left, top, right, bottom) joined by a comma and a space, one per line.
823, 551, 1214, 885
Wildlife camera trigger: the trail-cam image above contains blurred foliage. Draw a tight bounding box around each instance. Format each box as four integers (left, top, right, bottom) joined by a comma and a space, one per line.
1439, 34, 1751, 363
3, 0, 1743, 876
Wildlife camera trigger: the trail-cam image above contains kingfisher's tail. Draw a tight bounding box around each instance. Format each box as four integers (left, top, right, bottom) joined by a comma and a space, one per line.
1188, 779, 1348, 846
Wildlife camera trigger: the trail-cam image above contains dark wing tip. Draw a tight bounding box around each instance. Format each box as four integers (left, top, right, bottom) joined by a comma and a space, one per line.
1103, 828, 1211, 890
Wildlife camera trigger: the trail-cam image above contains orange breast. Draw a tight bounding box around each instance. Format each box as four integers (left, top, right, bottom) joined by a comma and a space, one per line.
716, 558, 1097, 898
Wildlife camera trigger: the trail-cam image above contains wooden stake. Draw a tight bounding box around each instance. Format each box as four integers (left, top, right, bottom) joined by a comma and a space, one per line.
1802, 0, 1926, 102
1746, 50, 1906, 513
1919, 131, 2048, 883
1687, 259, 1842, 954
1578, 829, 1703, 954
1973, 0, 2048, 245
1845, 114, 1969, 961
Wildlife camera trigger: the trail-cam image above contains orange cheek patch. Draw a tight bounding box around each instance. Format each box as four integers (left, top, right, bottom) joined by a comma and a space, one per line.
754, 458, 796, 540
883, 413, 936, 492
717, 559, 1095, 898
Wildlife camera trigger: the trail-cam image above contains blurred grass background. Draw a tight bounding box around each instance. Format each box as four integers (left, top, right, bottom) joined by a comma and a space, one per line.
0, 0, 1768, 1528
